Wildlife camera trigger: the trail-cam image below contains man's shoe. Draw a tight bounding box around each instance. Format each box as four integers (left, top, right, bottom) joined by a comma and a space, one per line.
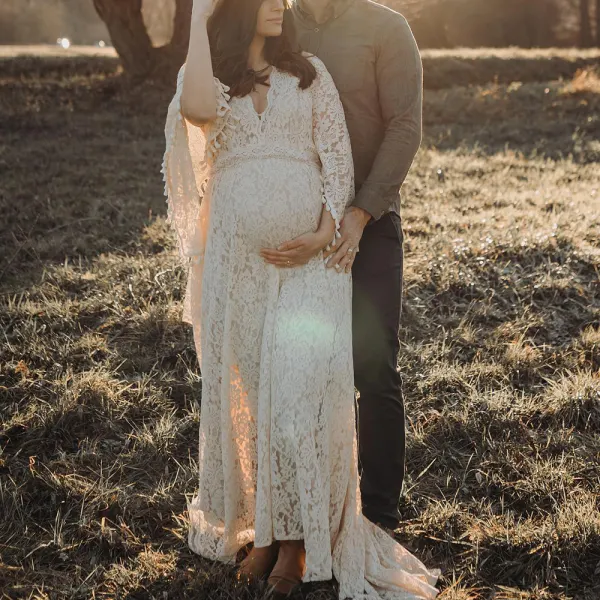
374, 521, 398, 540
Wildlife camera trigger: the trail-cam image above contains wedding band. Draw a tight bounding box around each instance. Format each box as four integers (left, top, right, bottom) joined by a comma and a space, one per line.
347, 247, 354, 254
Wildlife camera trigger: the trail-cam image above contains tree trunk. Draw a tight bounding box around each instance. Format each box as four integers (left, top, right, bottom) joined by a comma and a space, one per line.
93, 0, 155, 79
580, 0, 593, 46
93, 0, 192, 82
170, 0, 192, 59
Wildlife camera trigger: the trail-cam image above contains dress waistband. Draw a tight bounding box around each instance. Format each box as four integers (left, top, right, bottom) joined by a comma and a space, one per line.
212, 146, 320, 173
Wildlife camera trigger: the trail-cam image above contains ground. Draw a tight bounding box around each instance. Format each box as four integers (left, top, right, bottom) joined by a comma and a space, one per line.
0, 48, 599, 600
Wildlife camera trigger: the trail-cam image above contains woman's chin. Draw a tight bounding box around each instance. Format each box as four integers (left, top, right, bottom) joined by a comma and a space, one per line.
261, 24, 284, 37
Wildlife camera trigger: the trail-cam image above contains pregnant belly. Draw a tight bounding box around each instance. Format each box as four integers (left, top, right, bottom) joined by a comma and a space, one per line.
213, 158, 323, 250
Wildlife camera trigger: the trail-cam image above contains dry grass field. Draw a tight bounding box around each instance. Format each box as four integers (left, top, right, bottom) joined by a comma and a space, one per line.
1, 48, 599, 599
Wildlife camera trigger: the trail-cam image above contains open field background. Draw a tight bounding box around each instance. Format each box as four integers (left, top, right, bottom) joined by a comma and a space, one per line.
1, 49, 599, 599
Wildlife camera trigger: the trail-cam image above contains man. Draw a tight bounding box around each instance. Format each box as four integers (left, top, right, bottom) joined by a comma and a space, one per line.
291, 0, 423, 534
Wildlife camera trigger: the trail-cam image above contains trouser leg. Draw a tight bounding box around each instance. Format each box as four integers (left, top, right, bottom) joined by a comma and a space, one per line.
351, 212, 405, 531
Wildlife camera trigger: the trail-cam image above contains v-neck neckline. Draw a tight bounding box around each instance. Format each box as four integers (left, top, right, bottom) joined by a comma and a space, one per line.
247, 66, 277, 119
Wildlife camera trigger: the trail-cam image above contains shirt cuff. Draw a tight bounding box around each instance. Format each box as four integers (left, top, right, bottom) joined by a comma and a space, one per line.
351, 186, 389, 222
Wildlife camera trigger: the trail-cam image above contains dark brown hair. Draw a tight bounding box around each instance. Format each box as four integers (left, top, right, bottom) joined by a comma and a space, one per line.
207, 0, 316, 97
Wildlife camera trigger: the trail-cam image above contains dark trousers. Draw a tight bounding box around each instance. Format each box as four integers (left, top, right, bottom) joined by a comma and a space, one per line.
351, 211, 405, 530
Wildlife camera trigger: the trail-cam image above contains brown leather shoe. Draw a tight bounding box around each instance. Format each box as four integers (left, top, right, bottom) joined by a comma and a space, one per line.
264, 540, 305, 598
237, 541, 280, 583
375, 521, 397, 540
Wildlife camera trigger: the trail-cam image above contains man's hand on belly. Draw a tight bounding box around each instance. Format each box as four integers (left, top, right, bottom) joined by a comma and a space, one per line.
323, 207, 371, 274
260, 229, 331, 269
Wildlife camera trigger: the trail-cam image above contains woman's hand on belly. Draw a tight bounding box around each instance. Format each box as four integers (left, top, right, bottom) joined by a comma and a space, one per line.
260, 229, 330, 269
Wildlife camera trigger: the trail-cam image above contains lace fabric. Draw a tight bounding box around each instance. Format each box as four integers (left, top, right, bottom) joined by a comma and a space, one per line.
163, 55, 440, 599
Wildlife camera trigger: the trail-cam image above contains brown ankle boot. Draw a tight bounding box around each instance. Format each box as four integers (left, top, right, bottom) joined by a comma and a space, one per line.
237, 541, 280, 583
264, 540, 305, 598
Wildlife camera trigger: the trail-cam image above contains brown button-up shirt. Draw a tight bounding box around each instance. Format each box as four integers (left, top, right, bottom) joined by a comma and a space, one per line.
291, 0, 423, 222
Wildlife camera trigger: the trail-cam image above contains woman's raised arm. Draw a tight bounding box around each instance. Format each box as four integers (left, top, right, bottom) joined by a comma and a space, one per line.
180, 0, 219, 126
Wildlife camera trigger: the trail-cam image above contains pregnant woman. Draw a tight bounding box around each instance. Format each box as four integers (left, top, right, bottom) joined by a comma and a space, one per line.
162, 0, 440, 597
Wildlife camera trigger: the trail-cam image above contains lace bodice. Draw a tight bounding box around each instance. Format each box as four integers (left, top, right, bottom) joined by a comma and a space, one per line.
208, 65, 324, 169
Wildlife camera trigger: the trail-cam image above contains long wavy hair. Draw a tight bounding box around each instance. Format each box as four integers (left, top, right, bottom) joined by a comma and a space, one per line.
207, 0, 316, 97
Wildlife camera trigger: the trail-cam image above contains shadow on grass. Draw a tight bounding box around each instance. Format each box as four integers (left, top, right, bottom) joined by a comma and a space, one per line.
424, 73, 600, 162
401, 235, 598, 351
1, 71, 172, 288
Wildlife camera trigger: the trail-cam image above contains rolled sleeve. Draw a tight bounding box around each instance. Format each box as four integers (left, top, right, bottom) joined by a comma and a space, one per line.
351, 16, 423, 221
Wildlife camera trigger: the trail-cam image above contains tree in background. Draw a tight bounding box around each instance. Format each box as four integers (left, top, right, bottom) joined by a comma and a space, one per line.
93, 0, 191, 80
392, 0, 561, 48
89, 0, 594, 80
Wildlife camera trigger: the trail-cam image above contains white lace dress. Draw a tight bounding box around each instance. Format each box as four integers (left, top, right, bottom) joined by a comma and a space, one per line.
162, 55, 440, 599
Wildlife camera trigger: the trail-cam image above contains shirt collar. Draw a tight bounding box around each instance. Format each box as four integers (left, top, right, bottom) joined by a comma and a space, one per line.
293, 0, 354, 24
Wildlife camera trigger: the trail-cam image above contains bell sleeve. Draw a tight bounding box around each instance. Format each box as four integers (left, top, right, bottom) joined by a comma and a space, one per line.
309, 56, 355, 247
161, 63, 234, 263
